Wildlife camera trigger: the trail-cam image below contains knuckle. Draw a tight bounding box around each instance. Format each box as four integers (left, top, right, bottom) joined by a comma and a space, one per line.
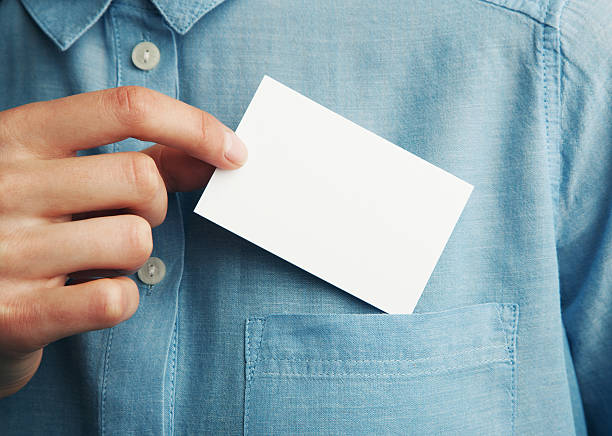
0, 163, 27, 213
0, 298, 15, 336
199, 112, 211, 147
91, 279, 127, 326
0, 229, 30, 276
0, 234, 10, 275
147, 191, 168, 229
109, 86, 151, 128
0, 167, 14, 213
124, 152, 162, 202
0, 166, 8, 192
0, 300, 9, 336
0, 107, 24, 146
0, 295, 38, 345
199, 112, 220, 154
120, 215, 153, 267
0, 112, 13, 144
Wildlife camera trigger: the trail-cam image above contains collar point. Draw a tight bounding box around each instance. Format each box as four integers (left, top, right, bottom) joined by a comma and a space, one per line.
20, 0, 112, 52
152, 0, 228, 36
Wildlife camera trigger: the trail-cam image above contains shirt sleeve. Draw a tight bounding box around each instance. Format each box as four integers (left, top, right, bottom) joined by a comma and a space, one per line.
556, 1, 612, 434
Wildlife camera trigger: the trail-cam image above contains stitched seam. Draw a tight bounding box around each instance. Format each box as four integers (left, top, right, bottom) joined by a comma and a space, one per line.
149, 0, 206, 33
543, 29, 551, 166
475, 0, 548, 26
110, 9, 122, 87
151, 0, 223, 34
168, 318, 178, 436
167, 186, 185, 436
244, 320, 258, 435
259, 358, 510, 378
495, 304, 513, 360
539, 11, 568, 431
261, 345, 506, 363
252, 319, 266, 380
537, 0, 546, 18
244, 318, 266, 436
509, 305, 519, 436
61, 1, 113, 50
554, 0, 568, 245
540, 6, 563, 239
100, 328, 114, 436
109, 7, 122, 154
167, 59, 183, 436
493, 303, 518, 435
111, 2, 157, 13
169, 21, 180, 101
244, 321, 251, 436
19, 0, 65, 49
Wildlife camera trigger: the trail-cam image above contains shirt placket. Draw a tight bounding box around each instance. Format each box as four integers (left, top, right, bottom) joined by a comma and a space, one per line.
101, 2, 183, 435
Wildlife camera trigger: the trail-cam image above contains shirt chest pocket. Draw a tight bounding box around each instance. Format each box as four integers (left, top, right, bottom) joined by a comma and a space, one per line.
244, 303, 517, 435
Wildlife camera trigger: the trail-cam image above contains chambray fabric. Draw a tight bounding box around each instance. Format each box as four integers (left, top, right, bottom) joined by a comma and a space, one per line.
0, 0, 610, 434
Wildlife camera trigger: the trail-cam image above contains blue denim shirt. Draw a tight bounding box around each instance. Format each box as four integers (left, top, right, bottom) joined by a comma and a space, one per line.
1, 0, 610, 434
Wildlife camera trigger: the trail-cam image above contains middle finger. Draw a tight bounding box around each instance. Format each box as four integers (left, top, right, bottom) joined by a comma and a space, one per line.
6, 152, 168, 226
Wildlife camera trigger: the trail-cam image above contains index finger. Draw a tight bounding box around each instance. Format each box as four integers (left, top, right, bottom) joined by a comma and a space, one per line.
0, 86, 247, 168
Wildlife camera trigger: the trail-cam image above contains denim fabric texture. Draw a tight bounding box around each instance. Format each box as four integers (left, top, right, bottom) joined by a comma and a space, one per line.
0, 0, 610, 434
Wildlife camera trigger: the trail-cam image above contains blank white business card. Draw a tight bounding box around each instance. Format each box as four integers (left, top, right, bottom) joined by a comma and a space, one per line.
195, 76, 473, 314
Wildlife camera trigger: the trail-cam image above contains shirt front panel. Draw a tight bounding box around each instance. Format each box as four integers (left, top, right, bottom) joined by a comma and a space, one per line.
175, 1, 571, 433
0, 0, 596, 434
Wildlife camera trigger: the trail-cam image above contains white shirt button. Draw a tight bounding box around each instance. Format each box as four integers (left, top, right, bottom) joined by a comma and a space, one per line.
137, 256, 166, 285
131, 41, 160, 71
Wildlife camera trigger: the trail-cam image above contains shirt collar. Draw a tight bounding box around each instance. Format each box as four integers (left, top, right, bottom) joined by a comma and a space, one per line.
20, 0, 227, 51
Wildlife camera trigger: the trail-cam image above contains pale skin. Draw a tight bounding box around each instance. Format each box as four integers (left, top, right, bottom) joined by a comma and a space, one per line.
0, 86, 248, 398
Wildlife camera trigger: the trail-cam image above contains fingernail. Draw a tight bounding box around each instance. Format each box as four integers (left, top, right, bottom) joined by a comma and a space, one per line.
224, 131, 248, 166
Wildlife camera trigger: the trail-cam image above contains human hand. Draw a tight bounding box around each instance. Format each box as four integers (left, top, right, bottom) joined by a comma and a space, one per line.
0, 87, 247, 397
